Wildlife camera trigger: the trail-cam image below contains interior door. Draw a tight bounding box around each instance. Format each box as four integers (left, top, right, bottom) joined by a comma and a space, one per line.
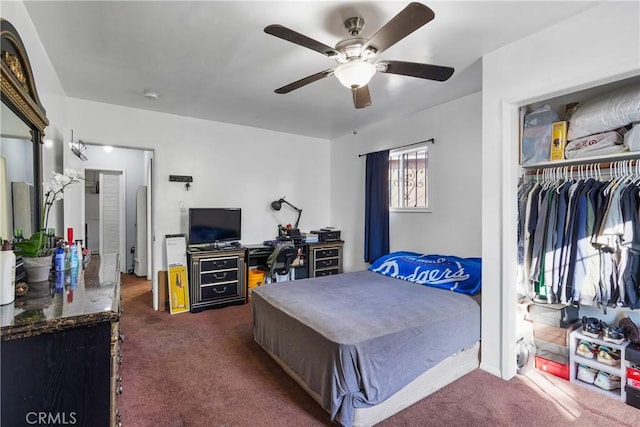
134, 185, 147, 276
146, 157, 153, 280
98, 171, 125, 267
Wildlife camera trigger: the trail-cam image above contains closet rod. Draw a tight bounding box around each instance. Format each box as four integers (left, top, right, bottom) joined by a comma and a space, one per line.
357, 138, 434, 158
525, 158, 640, 175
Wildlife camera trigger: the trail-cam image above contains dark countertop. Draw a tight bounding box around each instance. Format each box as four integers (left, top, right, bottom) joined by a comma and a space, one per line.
0, 253, 120, 341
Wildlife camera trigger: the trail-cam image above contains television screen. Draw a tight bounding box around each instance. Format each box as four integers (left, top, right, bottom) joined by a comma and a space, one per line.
188, 208, 241, 245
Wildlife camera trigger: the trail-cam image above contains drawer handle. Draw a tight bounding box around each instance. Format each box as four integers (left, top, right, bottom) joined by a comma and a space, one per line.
321, 260, 332, 266
213, 272, 227, 279
212, 286, 228, 294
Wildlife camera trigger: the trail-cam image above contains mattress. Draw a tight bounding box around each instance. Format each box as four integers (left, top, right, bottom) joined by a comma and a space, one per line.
251, 270, 481, 426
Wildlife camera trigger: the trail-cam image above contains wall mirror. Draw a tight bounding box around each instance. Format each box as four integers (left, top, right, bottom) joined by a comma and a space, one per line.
0, 18, 49, 241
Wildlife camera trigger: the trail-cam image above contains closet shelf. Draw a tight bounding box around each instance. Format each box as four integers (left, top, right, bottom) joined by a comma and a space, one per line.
522, 151, 640, 169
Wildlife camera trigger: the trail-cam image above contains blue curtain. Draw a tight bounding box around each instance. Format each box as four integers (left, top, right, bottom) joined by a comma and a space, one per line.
364, 150, 390, 263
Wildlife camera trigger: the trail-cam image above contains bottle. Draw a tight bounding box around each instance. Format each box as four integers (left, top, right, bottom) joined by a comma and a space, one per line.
64, 245, 71, 270
55, 246, 65, 272
70, 242, 79, 269
0, 240, 16, 305
75, 240, 83, 269
67, 228, 73, 247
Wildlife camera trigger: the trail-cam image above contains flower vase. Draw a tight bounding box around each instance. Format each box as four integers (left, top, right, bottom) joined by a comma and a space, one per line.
23, 255, 53, 283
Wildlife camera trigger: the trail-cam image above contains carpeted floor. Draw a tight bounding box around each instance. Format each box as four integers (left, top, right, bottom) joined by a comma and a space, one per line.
118, 274, 638, 426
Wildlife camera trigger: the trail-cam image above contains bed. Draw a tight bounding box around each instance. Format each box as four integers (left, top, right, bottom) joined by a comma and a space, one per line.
251, 252, 481, 426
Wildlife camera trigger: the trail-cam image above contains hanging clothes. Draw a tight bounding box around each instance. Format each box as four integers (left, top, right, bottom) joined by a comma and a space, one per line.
517, 164, 640, 310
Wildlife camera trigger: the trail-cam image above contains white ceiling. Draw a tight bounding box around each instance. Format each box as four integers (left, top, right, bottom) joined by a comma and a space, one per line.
23, 1, 601, 139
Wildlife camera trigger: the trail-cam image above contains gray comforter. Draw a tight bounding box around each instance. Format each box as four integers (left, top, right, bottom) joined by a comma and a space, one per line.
251, 270, 480, 426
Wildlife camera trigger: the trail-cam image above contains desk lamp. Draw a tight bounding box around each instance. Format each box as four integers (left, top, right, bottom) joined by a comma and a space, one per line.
270, 197, 302, 230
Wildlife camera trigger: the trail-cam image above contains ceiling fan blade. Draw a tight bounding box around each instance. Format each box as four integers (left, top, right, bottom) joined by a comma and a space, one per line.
274, 69, 334, 94
265, 24, 341, 58
352, 85, 372, 109
378, 60, 454, 81
362, 2, 435, 54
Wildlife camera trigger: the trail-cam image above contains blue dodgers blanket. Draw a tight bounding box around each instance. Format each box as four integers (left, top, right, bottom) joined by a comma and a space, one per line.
369, 251, 482, 295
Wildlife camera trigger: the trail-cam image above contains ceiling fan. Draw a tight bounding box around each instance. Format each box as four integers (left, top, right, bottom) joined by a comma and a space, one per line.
264, 2, 454, 109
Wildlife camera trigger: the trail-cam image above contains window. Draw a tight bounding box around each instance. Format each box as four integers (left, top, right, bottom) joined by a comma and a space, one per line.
389, 144, 431, 211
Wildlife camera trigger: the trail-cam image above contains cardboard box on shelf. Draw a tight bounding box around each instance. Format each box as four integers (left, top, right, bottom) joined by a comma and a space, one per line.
550, 121, 568, 160
628, 366, 640, 389
533, 321, 580, 346
526, 302, 579, 328
535, 355, 569, 380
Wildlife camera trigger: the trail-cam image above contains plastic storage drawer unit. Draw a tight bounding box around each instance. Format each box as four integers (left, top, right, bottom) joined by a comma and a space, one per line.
526, 303, 579, 328
626, 343, 640, 363
626, 385, 640, 409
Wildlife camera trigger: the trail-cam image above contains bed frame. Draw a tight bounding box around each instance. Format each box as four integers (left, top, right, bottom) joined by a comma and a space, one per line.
258, 340, 480, 426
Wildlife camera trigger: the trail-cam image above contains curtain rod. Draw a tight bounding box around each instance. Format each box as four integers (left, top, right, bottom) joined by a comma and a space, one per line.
357, 138, 434, 158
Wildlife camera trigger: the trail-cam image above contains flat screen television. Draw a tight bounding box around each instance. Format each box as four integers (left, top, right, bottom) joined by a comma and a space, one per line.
188, 208, 241, 245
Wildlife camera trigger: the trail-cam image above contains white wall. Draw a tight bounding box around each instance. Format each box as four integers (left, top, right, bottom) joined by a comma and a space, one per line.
482, 1, 640, 379
330, 92, 482, 273
64, 98, 331, 309
2, 1, 67, 233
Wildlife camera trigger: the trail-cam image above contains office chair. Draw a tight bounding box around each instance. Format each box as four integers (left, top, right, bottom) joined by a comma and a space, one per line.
259, 245, 298, 283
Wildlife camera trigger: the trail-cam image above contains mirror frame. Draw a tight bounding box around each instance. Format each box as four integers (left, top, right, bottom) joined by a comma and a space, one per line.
1, 18, 49, 234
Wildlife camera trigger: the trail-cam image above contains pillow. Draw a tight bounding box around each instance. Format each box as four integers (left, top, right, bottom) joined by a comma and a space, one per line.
369, 251, 482, 296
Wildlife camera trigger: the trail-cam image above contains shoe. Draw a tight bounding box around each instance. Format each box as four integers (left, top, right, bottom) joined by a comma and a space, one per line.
597, 346, 621, 366
620, 316, 639, 344
577, 364, 598, 384
602, 324, 626, 344
594, 370, 621, 390
576, 340, 598, 359
582, 316, 602, 338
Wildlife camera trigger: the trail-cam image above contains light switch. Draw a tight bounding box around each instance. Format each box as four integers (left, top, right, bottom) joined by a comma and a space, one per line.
179, 201, 187, 212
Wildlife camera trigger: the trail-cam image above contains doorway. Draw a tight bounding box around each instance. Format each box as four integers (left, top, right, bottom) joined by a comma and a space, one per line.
80, 145, 153, 278
84, 169, 126, 266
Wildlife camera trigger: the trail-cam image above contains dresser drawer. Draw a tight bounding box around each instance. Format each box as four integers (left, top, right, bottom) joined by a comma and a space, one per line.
314, 248, 340, 259
201, 257, 238, 271
201, 282, 238, 300
201, 269, 238, 285
315, 257, 339, 269
315, 268, 340, 277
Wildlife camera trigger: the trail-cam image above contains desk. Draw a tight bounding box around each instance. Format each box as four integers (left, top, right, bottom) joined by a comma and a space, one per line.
245, 240, 344, 280
245, 243, 309, 280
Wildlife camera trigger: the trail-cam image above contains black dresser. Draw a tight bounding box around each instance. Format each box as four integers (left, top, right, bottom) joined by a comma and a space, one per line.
187, 247, 246, 312
0, 254, 122, 427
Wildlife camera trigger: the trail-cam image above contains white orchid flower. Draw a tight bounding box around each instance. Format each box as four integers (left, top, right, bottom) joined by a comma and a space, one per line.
39, 169, 83, 236
64, 168, 82, 180
53, 172, 72, 186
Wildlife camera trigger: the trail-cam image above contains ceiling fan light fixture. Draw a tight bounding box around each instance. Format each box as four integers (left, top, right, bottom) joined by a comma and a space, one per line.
334, 61, 376, 89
